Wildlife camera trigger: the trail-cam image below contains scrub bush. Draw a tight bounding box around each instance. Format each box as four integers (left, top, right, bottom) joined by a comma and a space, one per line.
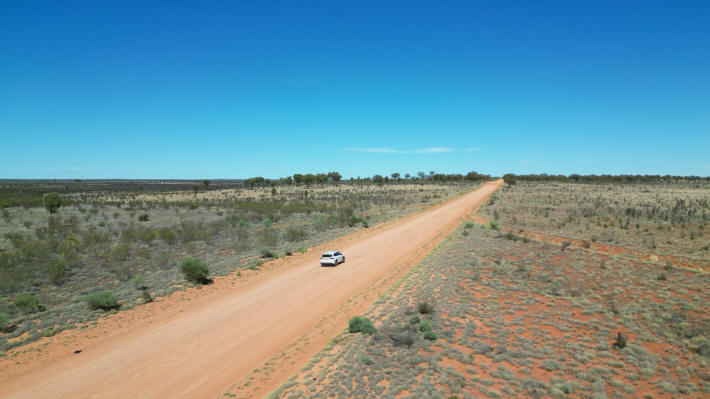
85, 290, 118, 310
348, 316, 377, 334
180, 257, 210, 284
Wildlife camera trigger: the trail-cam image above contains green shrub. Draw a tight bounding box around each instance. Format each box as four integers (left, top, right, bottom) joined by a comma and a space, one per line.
348, 316, 376, 334
14, 294, 41, 313
489, 221, 500, 231
419, 319, 433, 333
48, 256, 67, 284
613, 332, 627, 349
141, 289, 153, 303
423, 330, 438, 340
503, 173, 517, 185
85, 290, 118, 310
418, 302, 433, 314
409, 315, 420, 325
138, 213, 150, 221
179, 257, 210, 284
42, 192, 63, 214
360, 355, 374, 365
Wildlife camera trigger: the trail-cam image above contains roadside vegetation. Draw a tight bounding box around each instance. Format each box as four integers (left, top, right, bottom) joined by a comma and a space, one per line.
274, 180, 709, 399
0, 172, 487, 352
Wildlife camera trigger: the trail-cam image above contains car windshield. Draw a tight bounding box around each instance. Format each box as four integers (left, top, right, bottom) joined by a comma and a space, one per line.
321, 253, 332, 257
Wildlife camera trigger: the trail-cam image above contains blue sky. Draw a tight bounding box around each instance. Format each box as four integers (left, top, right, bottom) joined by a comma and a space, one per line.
1, 1, 709, 179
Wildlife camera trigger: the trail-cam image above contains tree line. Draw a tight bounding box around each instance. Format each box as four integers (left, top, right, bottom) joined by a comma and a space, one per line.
502, 173, 710, 185
242, 171, 492, 188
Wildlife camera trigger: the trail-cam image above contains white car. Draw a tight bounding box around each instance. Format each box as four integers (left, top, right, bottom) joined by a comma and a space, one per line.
320, 251, 345, 266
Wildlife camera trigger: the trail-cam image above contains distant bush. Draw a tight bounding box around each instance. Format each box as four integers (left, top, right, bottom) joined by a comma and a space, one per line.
503, 173, 517, 185
408, 315, 420, 325
418, 302, 433, 314
138, 213, 150, 222
348, 316, 376, 334
48, 256, 67, 284
489, 221, 500, 231
180, 257, 210, 284
42, 192, 63, 215
85, 290, 118, 310
141, 289, 153, 303
613, 332, 628, 349
14, 294, 41, 313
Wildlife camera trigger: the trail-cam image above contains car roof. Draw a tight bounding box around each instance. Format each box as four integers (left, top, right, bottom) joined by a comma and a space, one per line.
322, 251, 337, 255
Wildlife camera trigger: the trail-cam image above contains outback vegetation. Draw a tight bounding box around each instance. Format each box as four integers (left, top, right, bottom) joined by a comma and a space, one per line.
485, 179, 710, 261
273, 179, 709, 399
0, 173, 487, 353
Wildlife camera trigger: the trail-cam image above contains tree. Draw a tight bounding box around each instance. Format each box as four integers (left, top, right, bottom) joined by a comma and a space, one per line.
293, 174, 304, 185
417, 171, 426, 180
503, 173, 518, 185
327, 171, 342, 184
202, 179, 210, 188
244, 177, 265, 188
465, 171, 491, 181
372, 174, 384, 186
315, 173, 328, 185
303, 174, 316, 186
405, 173, 411, 180
391, 172, 400, 181
42, 193, 62, 216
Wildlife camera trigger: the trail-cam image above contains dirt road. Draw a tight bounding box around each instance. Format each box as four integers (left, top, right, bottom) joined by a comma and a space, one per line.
0, 180, 501, 399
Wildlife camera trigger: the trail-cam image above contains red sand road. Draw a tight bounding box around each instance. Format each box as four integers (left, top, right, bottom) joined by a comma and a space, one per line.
0, 181, 502, 399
